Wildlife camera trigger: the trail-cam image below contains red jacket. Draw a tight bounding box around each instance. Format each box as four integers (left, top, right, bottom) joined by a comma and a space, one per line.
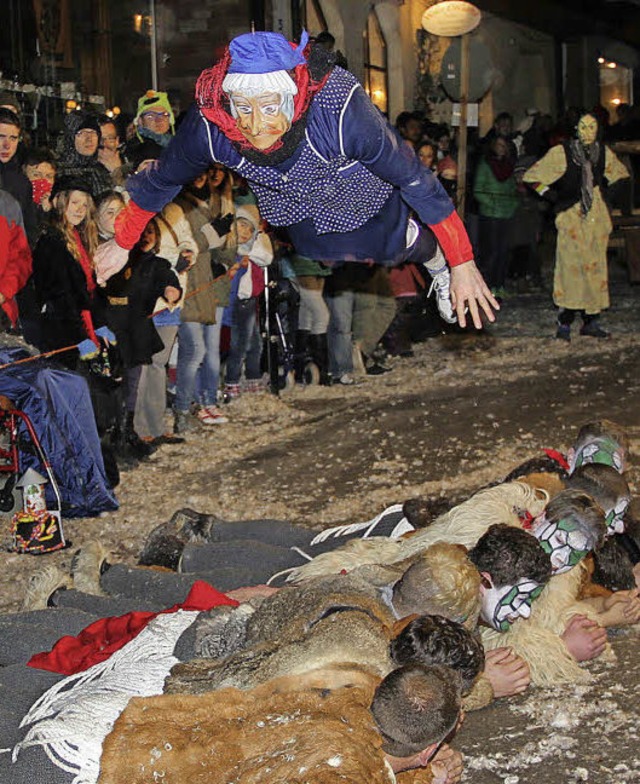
0, 190, 32, 325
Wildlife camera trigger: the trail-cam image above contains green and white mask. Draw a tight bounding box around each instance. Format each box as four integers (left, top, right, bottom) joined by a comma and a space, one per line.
532, 514, 592, 574
481, 579, 544, 632
571, 437, 625, 474
604, 496, 630, 536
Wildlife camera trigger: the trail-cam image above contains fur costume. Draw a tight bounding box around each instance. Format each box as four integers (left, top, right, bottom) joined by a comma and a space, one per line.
99, 671, 436, 784
285, 482, 546, 582
480, 560, 614, 686
284, 482, 616, 686
166, 575, 397, 695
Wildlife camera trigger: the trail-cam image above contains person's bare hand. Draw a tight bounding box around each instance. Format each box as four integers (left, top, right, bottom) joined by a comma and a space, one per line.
601, 590, 640, 626
163, 285, 181, 304
95, 239, 130, 286
633, 562, 640, 591
225, 584, 280, 602
562, 614, 608, 661
484, 647, 530, 697
430, 744, 463, 784
450, 259, 500, 329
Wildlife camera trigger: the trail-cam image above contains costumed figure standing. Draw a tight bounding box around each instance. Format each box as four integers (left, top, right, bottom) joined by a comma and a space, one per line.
95, 31, 498, 329
523, 112, 629, 339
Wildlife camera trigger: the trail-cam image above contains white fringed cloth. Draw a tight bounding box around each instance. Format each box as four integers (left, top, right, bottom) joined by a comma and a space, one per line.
11, 610, 199, 784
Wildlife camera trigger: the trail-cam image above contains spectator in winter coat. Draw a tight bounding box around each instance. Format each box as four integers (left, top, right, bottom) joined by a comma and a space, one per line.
0, 188, 32, 329
58, 112, 112, 200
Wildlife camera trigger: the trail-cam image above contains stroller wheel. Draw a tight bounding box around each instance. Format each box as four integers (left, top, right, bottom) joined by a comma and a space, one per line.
279, 369, 296, 391
303, 362, 321, 386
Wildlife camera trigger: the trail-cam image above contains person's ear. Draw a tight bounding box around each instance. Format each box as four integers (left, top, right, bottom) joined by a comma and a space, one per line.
479, 571, 493, 592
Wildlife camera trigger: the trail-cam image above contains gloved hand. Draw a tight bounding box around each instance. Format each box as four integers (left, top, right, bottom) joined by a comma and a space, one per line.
95, 326, 117, 345
210, 213, 234, 237
78, 338, 100, 360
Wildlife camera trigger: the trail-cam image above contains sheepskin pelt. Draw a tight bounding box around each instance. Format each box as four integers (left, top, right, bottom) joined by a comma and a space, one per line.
462, 673, 494, 712
286, 482, 546, 583
481, 561, 614, 687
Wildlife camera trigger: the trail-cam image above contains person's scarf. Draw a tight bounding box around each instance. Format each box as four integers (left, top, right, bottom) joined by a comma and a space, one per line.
569, 138, 600, 216
487, 154, 514, 182
138, 126, 173, 148
73, 228, 96, 294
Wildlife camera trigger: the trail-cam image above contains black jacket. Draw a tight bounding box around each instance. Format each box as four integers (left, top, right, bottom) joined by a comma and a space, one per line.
101, 248, 180, 367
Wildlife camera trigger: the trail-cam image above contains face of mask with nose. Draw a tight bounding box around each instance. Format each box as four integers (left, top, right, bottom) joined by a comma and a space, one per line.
229, 92, 291, 150
480, 578, 544, 631
531, 515, 592, 574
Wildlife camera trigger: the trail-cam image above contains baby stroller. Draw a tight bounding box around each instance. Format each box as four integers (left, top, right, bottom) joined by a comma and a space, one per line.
262, 262, 323, 392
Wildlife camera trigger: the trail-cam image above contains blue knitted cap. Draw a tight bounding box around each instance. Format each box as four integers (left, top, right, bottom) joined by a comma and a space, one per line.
228, 31, 308, 74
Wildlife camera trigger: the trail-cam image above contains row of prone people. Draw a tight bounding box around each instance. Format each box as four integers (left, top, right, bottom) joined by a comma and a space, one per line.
2, 418, 638, 782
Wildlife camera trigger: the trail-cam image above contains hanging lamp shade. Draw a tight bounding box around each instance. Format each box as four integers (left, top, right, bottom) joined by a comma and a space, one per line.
421, 1, 481, 37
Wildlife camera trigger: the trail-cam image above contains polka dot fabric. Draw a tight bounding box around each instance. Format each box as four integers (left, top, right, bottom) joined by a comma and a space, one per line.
238, 69, 393, 234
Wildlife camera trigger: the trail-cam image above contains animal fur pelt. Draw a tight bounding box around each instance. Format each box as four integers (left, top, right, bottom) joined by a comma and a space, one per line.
591, 515, 640, 592
285, 482, 546, 583
166, 579, 396, 695
100, 673, 401, 784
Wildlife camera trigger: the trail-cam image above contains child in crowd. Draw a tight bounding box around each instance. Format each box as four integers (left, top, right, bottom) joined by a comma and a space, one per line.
222, 205, 273, 400
101, 218, 181, 456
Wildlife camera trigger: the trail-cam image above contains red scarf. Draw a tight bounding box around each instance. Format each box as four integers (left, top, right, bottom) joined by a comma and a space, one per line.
73, 228, 96, 294
195, 44, 328, 154
488, 156, 514, 182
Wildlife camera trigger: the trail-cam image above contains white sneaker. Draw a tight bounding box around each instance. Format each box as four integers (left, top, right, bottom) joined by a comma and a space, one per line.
197, 406, 229, 425
428, 267, 457, 324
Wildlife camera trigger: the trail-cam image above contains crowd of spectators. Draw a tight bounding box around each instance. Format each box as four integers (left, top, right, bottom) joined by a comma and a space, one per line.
395, 102, 633, 303
0, 82, 635, 488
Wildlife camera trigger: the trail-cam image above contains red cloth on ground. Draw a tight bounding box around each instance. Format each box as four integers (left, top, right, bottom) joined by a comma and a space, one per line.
27, 580, 238, 675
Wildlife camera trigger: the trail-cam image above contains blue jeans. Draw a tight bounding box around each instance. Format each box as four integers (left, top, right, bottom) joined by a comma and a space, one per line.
225, 298, 262, 384
175, 319, 222, 412
326, 286, 355, 377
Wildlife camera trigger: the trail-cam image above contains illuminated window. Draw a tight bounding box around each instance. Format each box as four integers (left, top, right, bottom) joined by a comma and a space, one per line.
363, 7, 388, 115
599, 58, 633, 122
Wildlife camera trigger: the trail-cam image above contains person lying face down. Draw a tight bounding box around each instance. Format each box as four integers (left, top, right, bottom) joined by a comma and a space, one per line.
98, 662, 463, 784
527, 488, 607, 575
567, 418, 630, 474
463, 524, 552, 631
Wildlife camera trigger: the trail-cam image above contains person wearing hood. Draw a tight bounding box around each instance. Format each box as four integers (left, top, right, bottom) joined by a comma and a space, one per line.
125, 90, 175, 165
58, 112, 113, 200
221, 202, 273, 400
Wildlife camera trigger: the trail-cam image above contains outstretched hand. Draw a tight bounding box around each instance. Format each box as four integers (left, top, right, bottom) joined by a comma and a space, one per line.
450, 260, 499, 329
484, 647, 530, 697
95, 239, 130, 286
430, 744, 464, 784
562, 614, 608, 661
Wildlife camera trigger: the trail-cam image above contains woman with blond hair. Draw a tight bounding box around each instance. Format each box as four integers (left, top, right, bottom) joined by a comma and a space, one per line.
32, 175, 114, 369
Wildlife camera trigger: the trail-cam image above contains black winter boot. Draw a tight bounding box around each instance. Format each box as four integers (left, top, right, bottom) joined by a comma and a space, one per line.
124, 411, 157, 458
293, 329, 311, 382
309, 333, 332, 385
